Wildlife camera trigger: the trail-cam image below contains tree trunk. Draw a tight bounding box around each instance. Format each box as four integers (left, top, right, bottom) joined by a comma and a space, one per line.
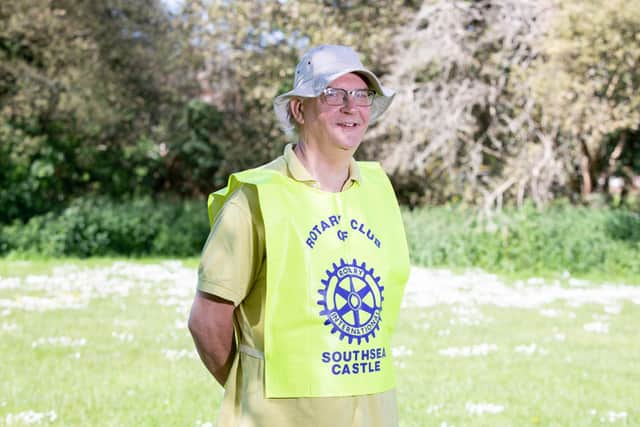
579, 137, 594, 199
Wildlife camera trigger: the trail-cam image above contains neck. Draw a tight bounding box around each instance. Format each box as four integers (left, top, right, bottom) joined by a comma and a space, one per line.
294, 142, 352, 192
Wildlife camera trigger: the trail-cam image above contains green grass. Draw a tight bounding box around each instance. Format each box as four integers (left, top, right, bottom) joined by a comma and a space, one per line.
4, 300, 220, 426
0, 257, 200, 277
394, 302, 640, 426
0, 259, 215, 426
1, 259, 638, 426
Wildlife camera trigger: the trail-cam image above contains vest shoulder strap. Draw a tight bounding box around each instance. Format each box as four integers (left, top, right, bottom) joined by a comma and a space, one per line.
357, 161, 394, 191
207, 168, 281, 226
207, 162, 389, 226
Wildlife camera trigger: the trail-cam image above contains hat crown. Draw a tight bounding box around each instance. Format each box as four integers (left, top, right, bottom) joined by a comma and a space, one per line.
293, 45, 364, 89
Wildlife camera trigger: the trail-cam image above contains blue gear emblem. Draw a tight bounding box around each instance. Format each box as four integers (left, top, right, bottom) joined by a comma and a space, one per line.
317, 258, 384, 344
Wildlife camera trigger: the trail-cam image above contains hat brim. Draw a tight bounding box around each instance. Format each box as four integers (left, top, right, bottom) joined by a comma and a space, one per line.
274, 68, 395, 131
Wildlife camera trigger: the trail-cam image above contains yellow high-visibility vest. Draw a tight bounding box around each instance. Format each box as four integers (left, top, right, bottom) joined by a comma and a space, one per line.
209, 162, 410, 398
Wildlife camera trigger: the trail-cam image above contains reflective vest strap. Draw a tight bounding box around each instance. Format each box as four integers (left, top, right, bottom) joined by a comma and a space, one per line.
207, 168, 280, 227
207, 162, 388, 226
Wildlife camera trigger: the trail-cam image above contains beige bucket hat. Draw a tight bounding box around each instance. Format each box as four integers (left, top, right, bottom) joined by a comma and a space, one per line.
273, 45, 395, 132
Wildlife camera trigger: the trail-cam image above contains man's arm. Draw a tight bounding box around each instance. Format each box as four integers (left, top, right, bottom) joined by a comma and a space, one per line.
188, 290, 236, 386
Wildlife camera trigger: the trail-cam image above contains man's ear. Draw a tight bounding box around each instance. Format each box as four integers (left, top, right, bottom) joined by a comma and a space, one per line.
290, 98, 304, 125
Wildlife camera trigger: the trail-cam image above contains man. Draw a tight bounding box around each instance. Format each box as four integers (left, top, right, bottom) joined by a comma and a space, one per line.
189, 45, 409, 427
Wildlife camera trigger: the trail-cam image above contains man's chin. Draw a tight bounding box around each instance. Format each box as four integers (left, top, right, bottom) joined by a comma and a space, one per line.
333, 134, 364, 149
335, 138, 362, 151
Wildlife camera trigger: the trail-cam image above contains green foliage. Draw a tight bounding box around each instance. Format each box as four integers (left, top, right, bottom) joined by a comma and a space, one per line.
528, 0, 640, 197
0, 197, 209, 257
605, 210, 640, 243
404, 202, 640, 277
0, 0, 201, 222
2, 0, 639, 220
165, 100, 228, 193
4, 199, 638, 278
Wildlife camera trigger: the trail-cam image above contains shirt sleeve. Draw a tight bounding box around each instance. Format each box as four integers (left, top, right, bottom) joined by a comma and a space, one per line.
197, 185, 261, 306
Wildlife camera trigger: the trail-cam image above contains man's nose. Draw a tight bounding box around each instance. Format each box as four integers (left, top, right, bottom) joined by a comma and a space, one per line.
340, 93, 357, 111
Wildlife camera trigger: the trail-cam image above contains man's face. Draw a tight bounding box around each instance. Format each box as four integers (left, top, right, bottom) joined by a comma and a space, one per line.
300, 73, 372, 152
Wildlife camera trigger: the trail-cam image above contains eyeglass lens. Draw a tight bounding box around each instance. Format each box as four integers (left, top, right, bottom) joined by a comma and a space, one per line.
323, 88, 374, 106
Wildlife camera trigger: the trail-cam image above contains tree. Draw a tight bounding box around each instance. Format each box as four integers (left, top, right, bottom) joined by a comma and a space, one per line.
0, 0, 200, 222
527, 0, 640, 201
370, 0, 640, 209
368, 0, 561, 209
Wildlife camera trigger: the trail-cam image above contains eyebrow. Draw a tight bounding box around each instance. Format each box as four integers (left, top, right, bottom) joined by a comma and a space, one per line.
326, 87, 371, 91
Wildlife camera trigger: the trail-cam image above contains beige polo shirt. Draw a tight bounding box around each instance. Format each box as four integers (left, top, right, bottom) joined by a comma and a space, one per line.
198, 144, 398, 427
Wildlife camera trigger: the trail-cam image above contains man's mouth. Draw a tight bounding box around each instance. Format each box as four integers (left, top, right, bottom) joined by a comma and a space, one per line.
337, 121, 359, 128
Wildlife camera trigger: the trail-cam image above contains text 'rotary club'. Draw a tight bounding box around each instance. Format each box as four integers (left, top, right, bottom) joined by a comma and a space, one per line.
305, 215, 382, 249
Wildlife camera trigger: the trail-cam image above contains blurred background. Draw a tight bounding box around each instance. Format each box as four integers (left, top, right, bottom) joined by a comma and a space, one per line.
1, 0, 638, 277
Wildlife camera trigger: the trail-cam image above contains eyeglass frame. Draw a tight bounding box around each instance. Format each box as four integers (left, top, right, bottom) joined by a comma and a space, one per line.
320, 87, 376, 107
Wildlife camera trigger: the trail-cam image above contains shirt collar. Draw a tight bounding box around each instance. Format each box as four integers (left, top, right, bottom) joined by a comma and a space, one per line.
283, 143, 361, 190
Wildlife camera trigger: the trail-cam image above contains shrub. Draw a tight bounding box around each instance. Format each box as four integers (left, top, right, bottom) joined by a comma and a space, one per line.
403, 202, 640, 277
0, 197, 210, 257
605, 210, 640, 243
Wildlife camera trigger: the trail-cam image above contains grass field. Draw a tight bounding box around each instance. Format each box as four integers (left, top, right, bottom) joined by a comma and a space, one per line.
1, 260, 638, 426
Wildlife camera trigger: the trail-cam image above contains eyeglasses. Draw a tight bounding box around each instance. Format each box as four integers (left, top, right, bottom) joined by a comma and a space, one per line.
321, 87, 376, 107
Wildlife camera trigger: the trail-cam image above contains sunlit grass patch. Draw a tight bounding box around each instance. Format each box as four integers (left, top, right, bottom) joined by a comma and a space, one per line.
394, 270, 640, 427
0, 257, 200, 279
1, 260, 220, 426
1, 260, 638, 426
